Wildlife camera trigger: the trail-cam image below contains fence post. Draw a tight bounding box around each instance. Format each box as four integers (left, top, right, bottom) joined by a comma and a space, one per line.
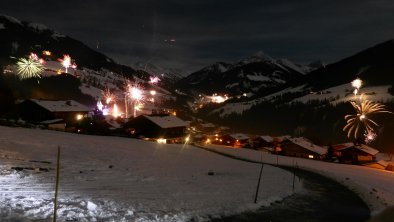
292, 159, 296, 193
254, 162, 264, 203
53, 146, 61, 222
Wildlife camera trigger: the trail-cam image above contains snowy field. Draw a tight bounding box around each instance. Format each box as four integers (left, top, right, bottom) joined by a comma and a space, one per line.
0, 126, 302, 222
203, 144, 394, 216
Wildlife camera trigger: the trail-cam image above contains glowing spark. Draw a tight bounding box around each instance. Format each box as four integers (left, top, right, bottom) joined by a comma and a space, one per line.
134, 103, 143, 111
129, 86, 143, 101
351, 78, 363, 90
125, 82, 145, 117
58, 54, 77, 73
97, 101, 103, 111
343, 100, 392, 139
102, 107, 109, 116
16, 57, 44, 79
150, 90, 156, 96
112, 104, 120, 117
102, 89, 117, 105
149, 76, 160, 84
364, 130, 377, 144
42, 50, 52, 56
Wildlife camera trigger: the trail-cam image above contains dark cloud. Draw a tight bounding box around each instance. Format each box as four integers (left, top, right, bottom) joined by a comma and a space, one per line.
2, 0, 394, 73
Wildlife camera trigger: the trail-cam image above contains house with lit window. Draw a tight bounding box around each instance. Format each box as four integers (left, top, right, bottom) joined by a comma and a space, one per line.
280, 137, 327, 160
18, 99, 90, 123
123, 114, 188, 143
333, 142, 379, 164
215, 133, 250, 147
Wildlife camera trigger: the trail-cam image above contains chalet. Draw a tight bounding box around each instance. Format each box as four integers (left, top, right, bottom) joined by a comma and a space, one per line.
333, 142, 379, 164
18, 99, 90, 123
124, 114, 188, 143
217, 133, 250, 147
251, 135, 274, 149
280, 137, 327, 160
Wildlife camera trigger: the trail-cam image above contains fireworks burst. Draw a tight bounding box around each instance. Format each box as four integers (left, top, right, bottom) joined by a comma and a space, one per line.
364, 130, 377, 144
128, 84, 144, 101
351, 78, 363, 90
343, 100, 392, 139
16, 56, 44, 79
58, 54, 77, 73
102, 88, 117, 105
125, 82, 145, 117
149, 76, 161, 84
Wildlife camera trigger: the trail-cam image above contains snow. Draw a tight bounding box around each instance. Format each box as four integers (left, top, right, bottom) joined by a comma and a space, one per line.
217, 63, 228, 73
259, 135, 274, 143
246, 74, 271, 82
1, 15, 22, 25
263, 84, 308, 101
29, 99, 91, 112
225, 82, 239, 89
0, 23, 5, 29
294, 84, 394, 104
0, 126, 302, 221
202, 144, 394, 215
28, 23, 48, 32
144, 115, 188, 128
229, 133, 250, 140
277, 59, 308, 75
79, 84, 102, 100
335, 142, 380, 156
40, 119, 64, 124
52, 32, 66, 39
211, 101, 255, 117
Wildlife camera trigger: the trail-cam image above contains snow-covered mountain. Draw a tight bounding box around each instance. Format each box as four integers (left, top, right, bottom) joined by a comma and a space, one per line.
132, 62, 184, 85
0, 15, 176, 110
175, 52, 310, 98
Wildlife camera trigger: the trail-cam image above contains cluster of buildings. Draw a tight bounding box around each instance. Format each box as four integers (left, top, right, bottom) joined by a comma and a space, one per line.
200, 132, 393, 170
10, 99, 393, 171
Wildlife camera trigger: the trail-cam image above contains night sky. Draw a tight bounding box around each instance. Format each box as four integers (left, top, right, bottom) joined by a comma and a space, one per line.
2, 0, 394, 74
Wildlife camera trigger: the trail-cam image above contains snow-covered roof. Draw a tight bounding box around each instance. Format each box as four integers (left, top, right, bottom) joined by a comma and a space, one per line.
104, 116, 122, 129
40, 119, 64, 124
144, 115, 188, 129
288, 137, 327, 155
229, 133, 250, 140
259, 135, 274, 143
334, 143, 379, 156
29, 99, 90, 112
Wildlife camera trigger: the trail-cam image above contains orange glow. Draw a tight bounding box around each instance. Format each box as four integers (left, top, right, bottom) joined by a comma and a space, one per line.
42, 50, 52, 56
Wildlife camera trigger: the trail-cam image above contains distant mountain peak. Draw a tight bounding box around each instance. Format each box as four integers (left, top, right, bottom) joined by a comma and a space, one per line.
0, 14, 23, 25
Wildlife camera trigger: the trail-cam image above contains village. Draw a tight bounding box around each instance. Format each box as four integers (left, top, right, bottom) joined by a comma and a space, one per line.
3, 97, 393, 174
